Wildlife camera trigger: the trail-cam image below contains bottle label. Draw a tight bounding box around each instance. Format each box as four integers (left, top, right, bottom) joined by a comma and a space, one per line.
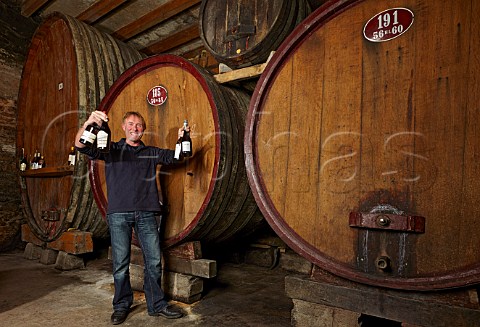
182, 141, 191, 152
174, 143, 181, 160
20, 163, 26, 171
81, 130, 96, 144
68, 154, 76, 165
97, 130, 109, 149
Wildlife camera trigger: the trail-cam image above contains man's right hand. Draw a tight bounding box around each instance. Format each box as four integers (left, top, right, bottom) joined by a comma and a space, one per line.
74, 111, 108, 148
85, 110, 109, 126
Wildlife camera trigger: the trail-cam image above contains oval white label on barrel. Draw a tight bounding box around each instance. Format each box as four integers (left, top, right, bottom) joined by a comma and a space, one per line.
147, 85, 168, 106
363, 8, 414, 42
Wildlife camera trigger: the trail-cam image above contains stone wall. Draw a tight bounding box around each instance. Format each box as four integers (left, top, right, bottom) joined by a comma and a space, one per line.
0, 0, 38, 251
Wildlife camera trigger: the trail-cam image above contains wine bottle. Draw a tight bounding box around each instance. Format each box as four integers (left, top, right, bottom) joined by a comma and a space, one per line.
19, 148, 27, 171
30, 150, 38, 169
96, 120, 111, 153
37, 155, 45, 168
174, 136, 182, 160
35, 152, 40, 168
68, 146, 76, 165
79, 123, 98, 147
181, 119, 192, 158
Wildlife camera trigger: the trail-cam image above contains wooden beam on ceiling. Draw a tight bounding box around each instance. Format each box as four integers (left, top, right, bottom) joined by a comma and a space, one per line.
21, 0, 51, 17
111, 0, 201, 41
76, 0, 128, 24
140, 23, 199, 55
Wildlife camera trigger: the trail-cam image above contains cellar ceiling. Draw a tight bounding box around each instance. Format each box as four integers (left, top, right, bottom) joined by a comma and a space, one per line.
19, 0, 203, 58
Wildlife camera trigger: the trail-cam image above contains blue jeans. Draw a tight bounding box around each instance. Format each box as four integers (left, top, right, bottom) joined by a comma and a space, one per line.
107, 211, 167, 314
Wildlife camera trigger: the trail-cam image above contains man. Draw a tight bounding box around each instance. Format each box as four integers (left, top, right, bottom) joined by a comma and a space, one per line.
75, 110, 187, 325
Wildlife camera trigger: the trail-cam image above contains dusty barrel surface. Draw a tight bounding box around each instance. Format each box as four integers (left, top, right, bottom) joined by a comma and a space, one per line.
245, 0, 480, 290
199, 0, 311, 69
90, 54, 264, 248
16, 12, 144, 242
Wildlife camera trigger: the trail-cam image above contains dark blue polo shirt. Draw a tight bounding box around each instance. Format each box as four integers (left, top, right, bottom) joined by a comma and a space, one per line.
77, 138, 176, 214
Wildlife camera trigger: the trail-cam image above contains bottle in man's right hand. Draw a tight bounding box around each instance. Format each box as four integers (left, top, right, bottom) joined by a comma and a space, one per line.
96, 120, 111, 153
79, 123, 98, 147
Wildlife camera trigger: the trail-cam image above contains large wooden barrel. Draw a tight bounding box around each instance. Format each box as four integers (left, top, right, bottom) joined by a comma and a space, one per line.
90, 54, 264, 248
16, 13, 144, 242
199, 0, 311, 69
245, 0, 480, 290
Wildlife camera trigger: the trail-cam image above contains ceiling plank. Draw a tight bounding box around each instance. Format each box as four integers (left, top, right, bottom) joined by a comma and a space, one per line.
21, 0, 51, 17
111, 0, 201, 41
140, 23, 199, 55
76, 0, 128, 24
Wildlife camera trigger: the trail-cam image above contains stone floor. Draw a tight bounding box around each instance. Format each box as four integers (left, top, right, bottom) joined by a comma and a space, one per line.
0, 250, 293, 327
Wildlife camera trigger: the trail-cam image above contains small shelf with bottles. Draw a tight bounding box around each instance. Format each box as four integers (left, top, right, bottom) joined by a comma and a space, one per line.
19, 146, 77, 178
19, 165, 74, 178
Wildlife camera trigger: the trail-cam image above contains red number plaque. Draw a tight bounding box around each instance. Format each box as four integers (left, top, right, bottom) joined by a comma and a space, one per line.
364, 8, 414, 42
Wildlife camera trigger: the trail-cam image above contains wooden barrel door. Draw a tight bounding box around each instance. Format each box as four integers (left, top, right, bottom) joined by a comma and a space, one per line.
245, 0, 480, 290
91, 54, 264, 248
16, 13, 143, 242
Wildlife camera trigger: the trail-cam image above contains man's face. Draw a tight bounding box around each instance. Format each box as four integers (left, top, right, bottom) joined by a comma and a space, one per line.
122, 115, 145, 145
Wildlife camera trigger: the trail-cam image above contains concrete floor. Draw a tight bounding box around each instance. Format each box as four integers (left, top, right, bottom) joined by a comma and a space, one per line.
0, 250, 293, 327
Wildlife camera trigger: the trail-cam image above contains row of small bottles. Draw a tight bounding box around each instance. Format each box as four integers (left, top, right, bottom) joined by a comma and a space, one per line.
19, 148, 45, 171
79, 119, 111, 152
19, 146, 77, 171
